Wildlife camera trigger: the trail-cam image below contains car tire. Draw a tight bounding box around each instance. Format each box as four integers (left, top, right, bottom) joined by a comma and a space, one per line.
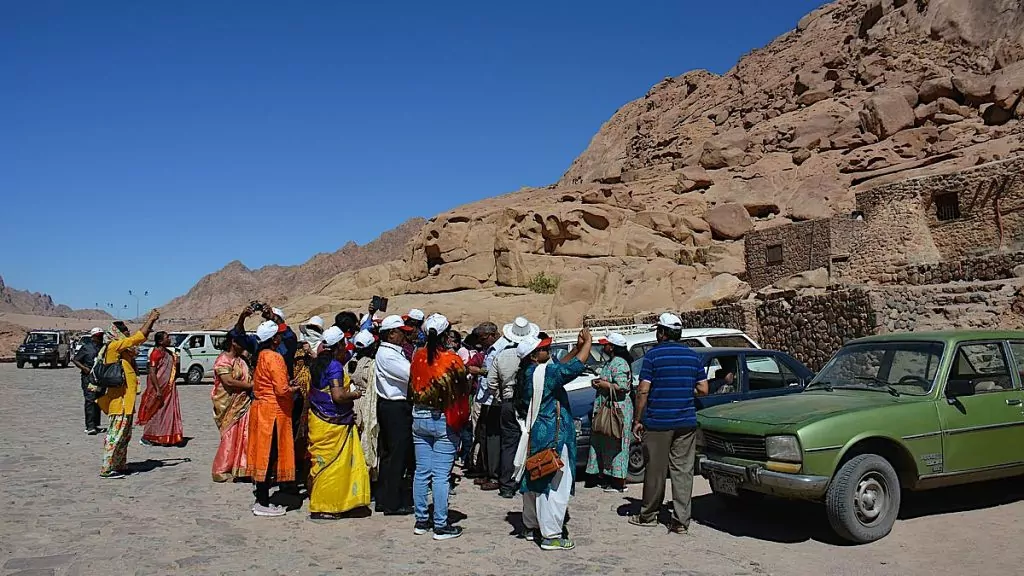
186, 364, 204, 385
825, 454, 901, 544
626, 439, 647, 484
16, 360, 25, 369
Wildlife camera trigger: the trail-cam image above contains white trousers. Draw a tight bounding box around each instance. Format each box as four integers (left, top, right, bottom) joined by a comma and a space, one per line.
522, 445, 572, 539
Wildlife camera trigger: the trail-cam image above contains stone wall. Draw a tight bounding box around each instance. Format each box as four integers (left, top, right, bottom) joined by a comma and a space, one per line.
874, 251, 1024, 286
744, 219, 832, 290
867, 280, 1024, 333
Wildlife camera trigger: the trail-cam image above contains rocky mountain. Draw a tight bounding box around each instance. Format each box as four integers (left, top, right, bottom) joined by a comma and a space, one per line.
0, 276, 113, 320
212, 0, 1024, 331
164, 218, 426, 323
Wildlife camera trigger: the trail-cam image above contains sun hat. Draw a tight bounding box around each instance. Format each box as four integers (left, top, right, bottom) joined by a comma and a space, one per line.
353, 330, 375, 349
256, 320, 280, 343
404, 308, 425, 322
599, 332, 628, 348
322, 326, 345, 347
656, 312, 683, 330
89, 327, 104, 336
423, 313, 450, 335
271, 307, 285, 321
380, 315, 415, 332
516, 334, 553, 360
305, 315, 325, 330
503, 316, 540, 344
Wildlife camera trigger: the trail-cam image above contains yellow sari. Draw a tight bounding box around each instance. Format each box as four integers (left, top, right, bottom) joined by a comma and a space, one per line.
307, 368, 371, 515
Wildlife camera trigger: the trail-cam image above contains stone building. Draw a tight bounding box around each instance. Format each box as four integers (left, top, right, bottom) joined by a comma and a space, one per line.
744, 217, 863, 290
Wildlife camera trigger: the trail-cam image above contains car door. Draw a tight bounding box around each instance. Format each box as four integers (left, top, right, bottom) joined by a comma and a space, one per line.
937, 341, 1024, 473
743, 352, 804, 400
698, 353, 743, 410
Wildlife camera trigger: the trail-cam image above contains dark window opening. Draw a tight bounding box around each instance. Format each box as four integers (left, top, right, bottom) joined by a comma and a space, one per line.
935, 193, 961, 221
767, 244, 783, 265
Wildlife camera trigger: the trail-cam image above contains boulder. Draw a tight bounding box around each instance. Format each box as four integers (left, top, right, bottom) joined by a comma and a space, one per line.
773, 267, 829, 290
983, 103, 1015, 126
678, 166, 714, 189
952, 72, 994, 105
797, 90, 831, 107
918, 76, 958, 104
859, 90, 916, 139
1013, 265, 1024, 279
706, 203, 754, 240
792, 148, 812, 165
686, 274, 751, 309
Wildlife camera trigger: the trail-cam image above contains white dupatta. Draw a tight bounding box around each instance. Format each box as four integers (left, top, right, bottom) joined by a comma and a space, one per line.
513, 363, 547, 482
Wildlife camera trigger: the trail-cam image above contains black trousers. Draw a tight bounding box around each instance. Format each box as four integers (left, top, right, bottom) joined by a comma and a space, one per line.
377, 397, 414, 511
498, 402, 521, 492
254, 424, 280, 506
482, 404, 502, 480
81, 381, 100, 431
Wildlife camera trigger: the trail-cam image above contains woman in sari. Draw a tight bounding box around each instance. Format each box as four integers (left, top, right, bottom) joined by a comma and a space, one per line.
138, 331, 184, 447
513, 328, 592, 551
306, 326, 371, 519
586, 332, 634, 493
211, 332, 253, 483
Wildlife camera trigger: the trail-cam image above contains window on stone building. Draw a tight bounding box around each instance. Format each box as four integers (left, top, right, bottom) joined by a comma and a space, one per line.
766, 244, 783, 265
935, 192, 961, 221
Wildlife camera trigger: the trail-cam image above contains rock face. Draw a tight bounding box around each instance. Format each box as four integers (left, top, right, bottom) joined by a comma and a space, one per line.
186, 0, 1024, 329
0, 276, 112, 320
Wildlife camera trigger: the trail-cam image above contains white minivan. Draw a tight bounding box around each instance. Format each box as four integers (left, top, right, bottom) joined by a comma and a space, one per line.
170, 330, 228, 384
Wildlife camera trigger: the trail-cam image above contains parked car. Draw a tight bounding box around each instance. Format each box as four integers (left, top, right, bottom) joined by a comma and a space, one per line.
135, 345, 153, 375
171, 330, 227, 384
570, 345, 811, 482
16, 330, 72, 369
697, 330, 1024, 544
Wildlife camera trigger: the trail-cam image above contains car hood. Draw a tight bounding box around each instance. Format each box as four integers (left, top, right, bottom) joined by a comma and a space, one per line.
699, 390, 909, 426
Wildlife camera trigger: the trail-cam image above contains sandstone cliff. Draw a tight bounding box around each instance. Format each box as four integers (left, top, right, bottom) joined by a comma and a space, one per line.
204, 0, 1024, 330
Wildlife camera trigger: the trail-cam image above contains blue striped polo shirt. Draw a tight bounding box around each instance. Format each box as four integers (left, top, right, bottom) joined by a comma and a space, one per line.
639, 341, 707, 431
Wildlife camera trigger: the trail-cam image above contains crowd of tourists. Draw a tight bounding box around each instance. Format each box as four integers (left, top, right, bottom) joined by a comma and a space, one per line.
77, 303, 709, 550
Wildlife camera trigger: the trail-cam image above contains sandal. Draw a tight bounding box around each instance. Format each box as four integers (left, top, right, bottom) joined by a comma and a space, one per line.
628, 515, 659, 527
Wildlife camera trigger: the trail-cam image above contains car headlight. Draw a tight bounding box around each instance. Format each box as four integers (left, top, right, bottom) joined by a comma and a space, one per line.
573, 418, 583, 436
765, 435, 803, 463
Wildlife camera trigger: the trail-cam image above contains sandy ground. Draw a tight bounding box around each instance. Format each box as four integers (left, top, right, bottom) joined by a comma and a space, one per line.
1, 364, 1023, 576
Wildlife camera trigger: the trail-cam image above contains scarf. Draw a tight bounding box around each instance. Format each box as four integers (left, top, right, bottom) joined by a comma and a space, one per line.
513, 363, 547, 482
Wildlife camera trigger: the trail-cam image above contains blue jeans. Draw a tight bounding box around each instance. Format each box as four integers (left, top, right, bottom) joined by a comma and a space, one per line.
412, 407, 457, 526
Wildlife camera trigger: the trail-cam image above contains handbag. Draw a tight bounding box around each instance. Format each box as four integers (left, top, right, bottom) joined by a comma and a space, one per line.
592, 375, 625, 440
90, 344, 126, 389
524, 399, 564, 481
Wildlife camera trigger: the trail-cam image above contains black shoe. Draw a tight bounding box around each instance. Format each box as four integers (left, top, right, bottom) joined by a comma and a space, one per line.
374, 503, 384, 513
413, 520, 432, 535
498, 490, 516, 499
432, 524, 463, 541
383, 506, 414, 516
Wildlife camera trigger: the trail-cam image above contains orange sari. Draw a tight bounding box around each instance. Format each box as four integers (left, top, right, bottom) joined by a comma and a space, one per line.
246, 349, 296, 483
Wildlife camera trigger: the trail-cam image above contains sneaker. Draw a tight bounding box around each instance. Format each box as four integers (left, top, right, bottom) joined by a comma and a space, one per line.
252, 503, 286, 517
603, 485, 628, 493
413, 520, 432, 535
85, 429, 98, 435
520, 528, 537, 541
382, 506, 414, 516
498, 490, 516, 499
99, 471, 126, 480
432, 524, 463, 541
139, 438, 154, 447
540, 537, 575, 551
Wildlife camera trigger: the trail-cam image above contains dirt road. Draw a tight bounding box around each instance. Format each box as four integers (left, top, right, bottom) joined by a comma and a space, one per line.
1, 364, 1021, 575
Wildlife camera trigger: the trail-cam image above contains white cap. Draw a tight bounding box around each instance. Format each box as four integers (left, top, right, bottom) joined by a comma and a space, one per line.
516, 335, 543, 359
503, 316, 540, 343
322, 326, 345, 347
271, 307, 285, 320
256, 320, 280, 343
599, 332, 627, 348
406, 308, 425, 321
657, 312, 683, 330
380, 315, 412, 331
423, 313, 449, 335
89, 327, 104, 336
353, 330, 375, 349
305, 315, 324, 329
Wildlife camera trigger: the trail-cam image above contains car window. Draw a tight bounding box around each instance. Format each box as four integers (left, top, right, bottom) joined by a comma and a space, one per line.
746, 354, 797, 390
950, 342, 1014, 393
26, 333, 58, 344
811, 341, 943, 396
188, 335, 206, 349
549, 343, 602, 367
211, 336, 227, 351
706, 335, 754, 348
706, 354, 740, 395
1010, 342, 1024, 381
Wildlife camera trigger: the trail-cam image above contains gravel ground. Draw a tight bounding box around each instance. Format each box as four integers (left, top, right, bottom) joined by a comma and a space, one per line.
1, 363, 1022, 576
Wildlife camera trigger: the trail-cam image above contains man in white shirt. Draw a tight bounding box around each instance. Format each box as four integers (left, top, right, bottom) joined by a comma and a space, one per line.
469, 323, 504, 490
374, 314, 417, 515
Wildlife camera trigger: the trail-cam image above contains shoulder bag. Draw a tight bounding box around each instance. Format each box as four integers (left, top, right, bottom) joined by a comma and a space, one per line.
525, 398, 564, 481
592, 377, 625, 440
90, 344, 127, 389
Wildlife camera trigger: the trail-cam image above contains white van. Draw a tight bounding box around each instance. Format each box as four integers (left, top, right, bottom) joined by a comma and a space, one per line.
170, 330, 228, 384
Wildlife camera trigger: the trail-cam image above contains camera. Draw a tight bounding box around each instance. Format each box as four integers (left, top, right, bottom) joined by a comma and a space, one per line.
371, 295, 388, 313
250, 300, 266, 313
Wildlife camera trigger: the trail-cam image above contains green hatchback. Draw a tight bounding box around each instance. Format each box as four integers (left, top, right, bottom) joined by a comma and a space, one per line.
697, 331, 1024, 544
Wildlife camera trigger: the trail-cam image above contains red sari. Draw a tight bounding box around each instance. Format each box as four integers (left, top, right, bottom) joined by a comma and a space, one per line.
138, 347, 184, 446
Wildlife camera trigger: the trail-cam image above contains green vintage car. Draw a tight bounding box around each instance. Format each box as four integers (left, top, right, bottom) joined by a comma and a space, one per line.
697, 330, 1024, 544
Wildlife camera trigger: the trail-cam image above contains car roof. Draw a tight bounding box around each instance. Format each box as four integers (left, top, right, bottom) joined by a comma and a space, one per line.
849, 330, 1024, 345
169, 330, 227, 335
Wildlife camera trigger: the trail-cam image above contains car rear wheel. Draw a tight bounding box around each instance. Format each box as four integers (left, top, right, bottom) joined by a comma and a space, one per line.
627, 439, 646, 483
825, 454, 901, 544
186, 364, 204, 385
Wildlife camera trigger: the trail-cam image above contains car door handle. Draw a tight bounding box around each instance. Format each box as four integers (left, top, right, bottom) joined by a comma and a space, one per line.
1006, 399, 1022, 406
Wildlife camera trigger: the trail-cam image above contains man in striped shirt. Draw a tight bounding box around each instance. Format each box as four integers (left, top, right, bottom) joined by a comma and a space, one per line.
629, 313, 709, 534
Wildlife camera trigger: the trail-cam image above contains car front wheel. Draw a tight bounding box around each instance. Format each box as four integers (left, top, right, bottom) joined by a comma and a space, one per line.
825, 454, 901, 544
186, 364, 204, 385
627, 439, 646, 483
16, 360, 25, 369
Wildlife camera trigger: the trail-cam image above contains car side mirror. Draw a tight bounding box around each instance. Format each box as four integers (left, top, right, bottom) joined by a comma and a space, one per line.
945, 379, 974, 400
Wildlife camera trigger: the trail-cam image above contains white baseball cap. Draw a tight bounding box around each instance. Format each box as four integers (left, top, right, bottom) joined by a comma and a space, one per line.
599, 332, 627, 348
657, 312, 683, 330
256, 320, 280, 343
271, 307, 285, 320
89, 327, 104, 336
405, 308, 425, 322
516, 334, 553, 359
353, 330, 375, 349
322, 326, 345, 347
423, 313, 450, 335
380, 315, 415, 332
305, 315, 325, 330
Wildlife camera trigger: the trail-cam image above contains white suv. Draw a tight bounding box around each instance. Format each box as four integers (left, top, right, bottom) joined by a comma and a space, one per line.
169, 330, 228, 384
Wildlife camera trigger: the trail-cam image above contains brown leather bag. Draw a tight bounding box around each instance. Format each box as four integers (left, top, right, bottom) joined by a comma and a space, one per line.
592, 380, 625, 440
525, 400, 564, 481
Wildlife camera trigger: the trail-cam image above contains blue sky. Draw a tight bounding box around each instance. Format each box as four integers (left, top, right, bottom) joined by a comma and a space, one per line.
1, 0, 826, 314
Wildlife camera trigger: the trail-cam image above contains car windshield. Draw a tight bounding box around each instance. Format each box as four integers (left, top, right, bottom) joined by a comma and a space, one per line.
705, 335, 754, 348
549, 343, 606, 367
26, 333, 58, 345
170, 334, 188, 347
810, 341, 944, 396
